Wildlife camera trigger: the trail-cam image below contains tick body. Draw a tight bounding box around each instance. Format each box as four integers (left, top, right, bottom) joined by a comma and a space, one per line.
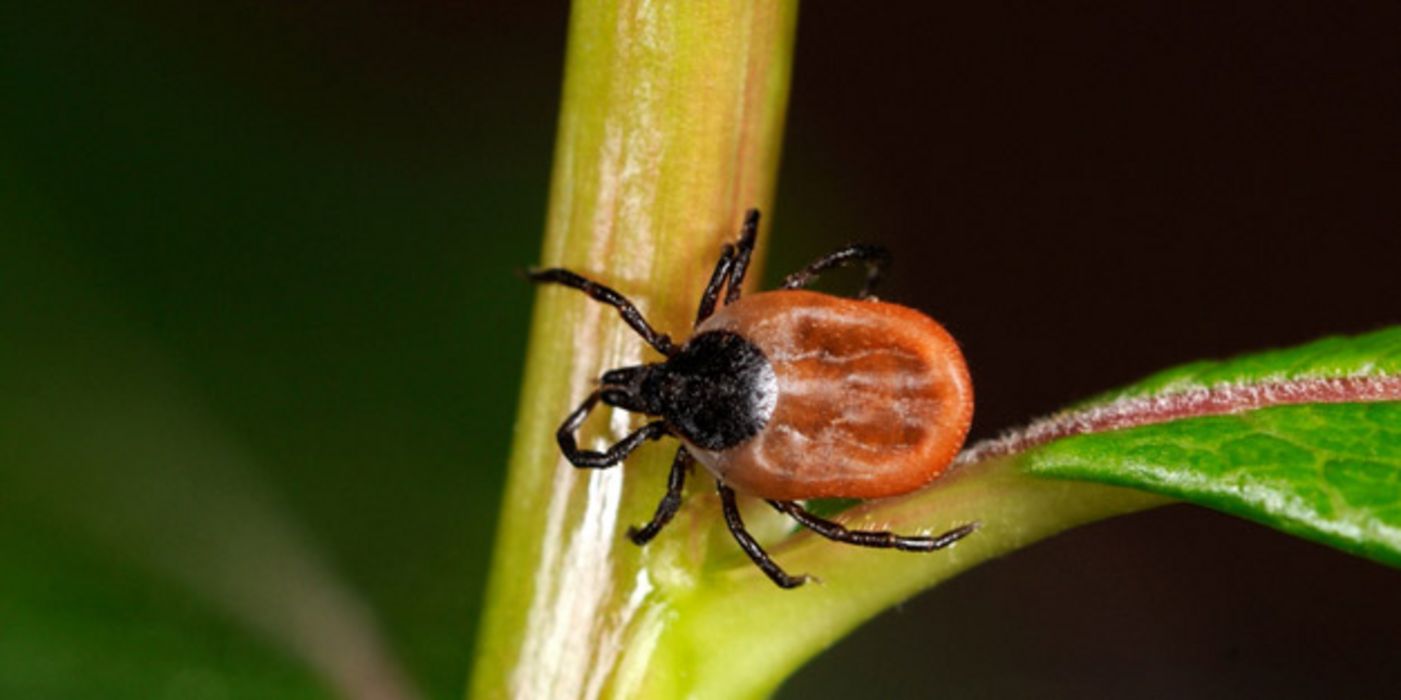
528, 210, 976, 588
688, 290, 973, 501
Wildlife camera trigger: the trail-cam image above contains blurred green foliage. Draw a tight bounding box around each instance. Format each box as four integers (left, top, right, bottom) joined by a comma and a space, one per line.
2, 2, 559, 696
0, 3, 849, 695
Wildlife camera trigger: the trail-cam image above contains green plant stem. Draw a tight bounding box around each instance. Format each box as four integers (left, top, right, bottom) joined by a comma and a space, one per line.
640, 456, 1169, 698
470, 2, 799, 697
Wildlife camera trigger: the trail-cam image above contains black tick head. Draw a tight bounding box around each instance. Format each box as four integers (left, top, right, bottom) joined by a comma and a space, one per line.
599, 330, 776, 451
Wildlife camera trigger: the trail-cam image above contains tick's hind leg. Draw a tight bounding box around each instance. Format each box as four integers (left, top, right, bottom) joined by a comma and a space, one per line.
628, 447, 693, 545
526, 267, 677, 355
782, 243, 891, 300
718, 481, 809, 588
769, 500, 977, 552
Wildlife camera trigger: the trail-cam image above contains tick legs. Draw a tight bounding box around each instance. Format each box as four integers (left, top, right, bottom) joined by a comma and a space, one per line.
694, 242, 736, 326
782, 243, 891, 300
527, 268, 677, 356
719, 481, 809, 589
724, 209, 761, 304
555, 390, 669, 468
695, 208, 762, 324
628, 447, 693, 545
768, 500, 978, 552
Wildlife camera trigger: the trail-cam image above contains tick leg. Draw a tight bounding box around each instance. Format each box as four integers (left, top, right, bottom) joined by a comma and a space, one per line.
556, 390, 669, 468
719, 481, 809, 589
694, 242, 736, 326
527, 268, 677, 356
781, 244, 891, 300
723, 208, 762, 304
768, 500, 978, 552
628, 447, 693, 545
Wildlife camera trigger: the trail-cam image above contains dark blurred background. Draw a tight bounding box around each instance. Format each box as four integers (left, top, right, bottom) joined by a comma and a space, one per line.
3, 2, 1398, 698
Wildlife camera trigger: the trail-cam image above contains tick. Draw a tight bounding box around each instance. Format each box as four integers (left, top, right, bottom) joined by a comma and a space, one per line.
527, 209, 976, 588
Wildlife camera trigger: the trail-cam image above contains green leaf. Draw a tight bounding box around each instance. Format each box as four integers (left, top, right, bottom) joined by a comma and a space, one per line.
1026, 403, 1401, 565
1021, 327, 1401, 568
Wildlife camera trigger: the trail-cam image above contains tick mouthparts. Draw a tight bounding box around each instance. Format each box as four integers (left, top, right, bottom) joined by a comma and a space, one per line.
600, 364, 647, 389
598, 364, 661, 414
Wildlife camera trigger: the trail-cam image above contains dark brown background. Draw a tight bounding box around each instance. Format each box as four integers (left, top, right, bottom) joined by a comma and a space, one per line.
778, 4, 1401, 698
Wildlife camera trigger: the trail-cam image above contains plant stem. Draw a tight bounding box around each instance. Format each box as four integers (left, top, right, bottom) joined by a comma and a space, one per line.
470, 2, 799, 697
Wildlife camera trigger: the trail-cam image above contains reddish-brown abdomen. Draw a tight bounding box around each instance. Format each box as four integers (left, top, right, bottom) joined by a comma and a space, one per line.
687, 290, 973, 500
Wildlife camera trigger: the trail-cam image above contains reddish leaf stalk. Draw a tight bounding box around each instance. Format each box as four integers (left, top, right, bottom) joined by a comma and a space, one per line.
960, 374, 1401, 463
